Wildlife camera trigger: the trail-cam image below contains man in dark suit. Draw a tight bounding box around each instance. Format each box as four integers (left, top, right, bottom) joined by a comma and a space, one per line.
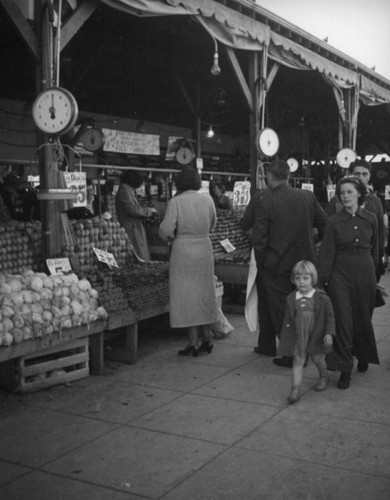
241, 159, 328, 367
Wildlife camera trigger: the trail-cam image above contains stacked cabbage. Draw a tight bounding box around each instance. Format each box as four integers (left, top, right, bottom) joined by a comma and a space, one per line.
0, 271, 108, 347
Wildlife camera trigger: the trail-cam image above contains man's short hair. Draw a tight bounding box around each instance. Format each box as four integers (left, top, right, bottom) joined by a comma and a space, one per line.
267, 160, 290, 181
350, 159, 371, 173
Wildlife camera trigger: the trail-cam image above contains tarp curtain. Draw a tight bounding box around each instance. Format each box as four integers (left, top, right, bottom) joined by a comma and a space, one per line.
100, 0, 390, 104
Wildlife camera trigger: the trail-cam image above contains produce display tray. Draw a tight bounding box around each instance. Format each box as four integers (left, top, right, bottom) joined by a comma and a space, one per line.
0, 337, 89, 393
0, 319, 105, 367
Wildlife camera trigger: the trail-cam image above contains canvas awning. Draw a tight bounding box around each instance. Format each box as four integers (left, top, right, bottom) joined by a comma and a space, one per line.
100, 0, 390, 104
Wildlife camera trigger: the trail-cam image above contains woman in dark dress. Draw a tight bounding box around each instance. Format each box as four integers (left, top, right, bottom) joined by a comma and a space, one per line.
318, 176, 379, 389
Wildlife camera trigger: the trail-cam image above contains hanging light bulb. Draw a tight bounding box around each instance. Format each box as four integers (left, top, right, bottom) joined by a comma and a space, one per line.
210, 38, 221, 76
206, 125, 214, 138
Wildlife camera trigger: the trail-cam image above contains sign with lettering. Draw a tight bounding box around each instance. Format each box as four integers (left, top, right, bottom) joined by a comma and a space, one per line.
233, 181, 251, 206
93, 247, 119, 268
46, 258, 72, 275
63, 171, 87, 207
102, 128, 160, 155
220, 239, 236, 253
301, 183, 314, 192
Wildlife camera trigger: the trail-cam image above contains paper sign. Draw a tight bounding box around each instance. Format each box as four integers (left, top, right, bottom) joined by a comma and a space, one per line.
47, 258, 72, 275
220, 239, 236, 253
136, 184, 146, 197
93, 247, 119, 268
196, 157, 204, 171
150, 185, 158, 195
233, 181, 251, 206
301, 183, 314, 192
198, 180, 210, 195
385, 185, 390, 201
102, 128, 160, 155
63, 171, 86, 207
327, 184, 336, 202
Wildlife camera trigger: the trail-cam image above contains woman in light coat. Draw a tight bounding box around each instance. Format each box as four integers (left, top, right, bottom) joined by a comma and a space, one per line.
159, 166, 218, 357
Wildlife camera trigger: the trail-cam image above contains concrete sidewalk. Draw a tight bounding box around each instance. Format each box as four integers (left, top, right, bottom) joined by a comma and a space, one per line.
1, 274, 390, 499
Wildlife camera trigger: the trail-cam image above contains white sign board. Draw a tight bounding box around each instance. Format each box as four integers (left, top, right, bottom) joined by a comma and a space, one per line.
385, 185, 390, 201
301, 183, 314, 192
220, 239, 236, 253
198, 180, 210, 195
233, 181, 251, 206
102, 128, 160, 155
47, 258, 72, 275
93, 247, 119, 268
326, 184, 336, 202
63, 171, 86, 207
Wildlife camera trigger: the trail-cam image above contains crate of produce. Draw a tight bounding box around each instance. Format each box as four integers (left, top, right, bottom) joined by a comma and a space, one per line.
0, 338, 89, 393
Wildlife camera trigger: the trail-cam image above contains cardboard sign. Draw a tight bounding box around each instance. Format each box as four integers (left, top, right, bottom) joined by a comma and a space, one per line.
102, 128, 160, 156
63, 171, 87, 207
198, 180, 210, 195
301, 183, 314, 192
220, 239, 236, 253
93, 247, 119, 268
47, 258, 72, 276
233, 181, 251, 206
326, 184, 336, 202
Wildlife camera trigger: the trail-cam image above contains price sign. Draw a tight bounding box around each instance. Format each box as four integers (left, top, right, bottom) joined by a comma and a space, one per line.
63, 172, 87, 207
198, 180, 210, 195
327, 184, 336, 202
93, 247, 119, 268
136, 184, 146, 197
46, 258, 72, 275
233, 181, 251, 206
385, 185, 390, 201
220, 239, 236, 253
301, 183, 314, 192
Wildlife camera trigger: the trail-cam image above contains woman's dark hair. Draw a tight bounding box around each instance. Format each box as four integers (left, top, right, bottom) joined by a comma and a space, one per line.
175, 166, 201, 192
121, 170, 144, 188
336, 176, 367, 206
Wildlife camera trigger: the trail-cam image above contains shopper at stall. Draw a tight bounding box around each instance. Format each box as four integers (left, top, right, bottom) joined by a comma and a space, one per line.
159, 165, 218, 357
318, 176, 379, 389
210, 181, 233, 211
278, 261, 335, 404
115, 170, 157, 261
326, 159, 384, 280
241, 159, 328, 366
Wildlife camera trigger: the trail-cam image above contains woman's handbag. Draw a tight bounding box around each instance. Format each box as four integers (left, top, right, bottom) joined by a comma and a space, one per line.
375, 286, 385, 308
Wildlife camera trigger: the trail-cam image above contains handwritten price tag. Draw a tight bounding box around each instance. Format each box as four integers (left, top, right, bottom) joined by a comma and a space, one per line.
93, 247, 119, 268
46, 258, 72, 275
233, 181, 251, 206
220, 239, 236, 253
63, 172, 87, 207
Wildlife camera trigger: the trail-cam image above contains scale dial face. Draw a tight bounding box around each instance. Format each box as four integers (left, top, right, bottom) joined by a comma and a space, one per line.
32, 87, 78, 135
256, 128, 280, 157
336, 148, 357, 169
287, 157, 299, 172
82, 128, 104, 151
176, 146, 194, 165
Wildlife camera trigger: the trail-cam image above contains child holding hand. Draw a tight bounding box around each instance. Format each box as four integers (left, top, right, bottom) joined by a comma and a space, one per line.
278, 260, 335, 404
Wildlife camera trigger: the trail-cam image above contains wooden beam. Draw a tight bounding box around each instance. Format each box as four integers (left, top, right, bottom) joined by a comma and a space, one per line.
225, 46, 253, 112
1, 0, 40, 61
266, 62, 279, 90
60, 0, 98, 51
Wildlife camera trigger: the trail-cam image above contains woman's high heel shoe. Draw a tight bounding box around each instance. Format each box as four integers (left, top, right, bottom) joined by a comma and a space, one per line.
178, 345, 199, 358
199, 341, 213, 354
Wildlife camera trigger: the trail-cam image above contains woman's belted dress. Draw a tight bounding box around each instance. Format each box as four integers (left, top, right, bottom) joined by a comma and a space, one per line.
159, 190, 218, 328
318, 207, 379, 372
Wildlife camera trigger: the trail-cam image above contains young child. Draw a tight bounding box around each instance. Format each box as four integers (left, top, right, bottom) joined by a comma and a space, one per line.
278, 260, 335, 404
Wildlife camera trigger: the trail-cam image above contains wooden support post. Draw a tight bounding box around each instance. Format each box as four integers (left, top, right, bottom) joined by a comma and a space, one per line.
124, 323, 138, 365
89, 331, 105, 375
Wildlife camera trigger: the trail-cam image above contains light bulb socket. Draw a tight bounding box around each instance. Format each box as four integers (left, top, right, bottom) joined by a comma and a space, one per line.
211, 52, 221, 76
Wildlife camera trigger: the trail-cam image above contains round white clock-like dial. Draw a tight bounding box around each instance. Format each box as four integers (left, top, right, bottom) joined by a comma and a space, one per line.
256, 128, 280, 157
336, 148, 357, 169
32, 87, 78, 135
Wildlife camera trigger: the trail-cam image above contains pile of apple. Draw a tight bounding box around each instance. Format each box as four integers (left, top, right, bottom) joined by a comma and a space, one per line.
64, 217, 133, 271
0, 220, 41, 275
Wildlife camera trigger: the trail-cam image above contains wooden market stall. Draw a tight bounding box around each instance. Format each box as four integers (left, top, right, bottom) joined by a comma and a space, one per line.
1, 0, 390, 391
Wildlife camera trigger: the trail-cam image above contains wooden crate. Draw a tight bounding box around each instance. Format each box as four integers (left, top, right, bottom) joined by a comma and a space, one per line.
0, 338, 89, 393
